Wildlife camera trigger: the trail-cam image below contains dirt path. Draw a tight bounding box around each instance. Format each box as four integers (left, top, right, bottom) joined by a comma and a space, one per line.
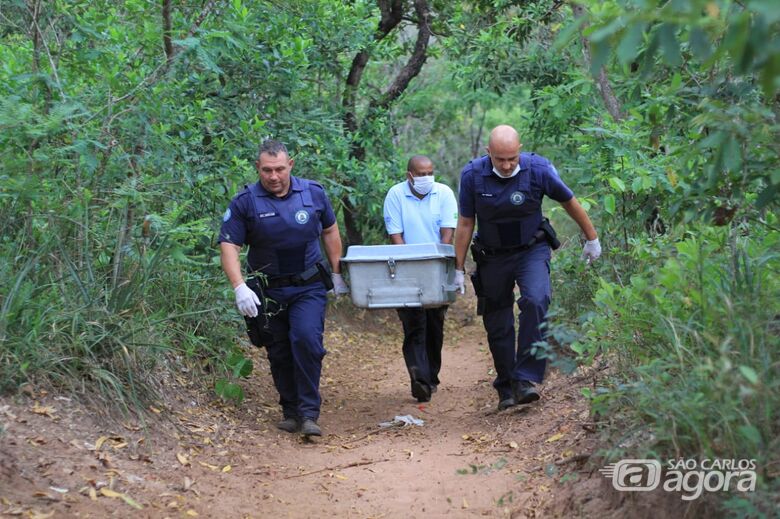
1, 299, 614, 518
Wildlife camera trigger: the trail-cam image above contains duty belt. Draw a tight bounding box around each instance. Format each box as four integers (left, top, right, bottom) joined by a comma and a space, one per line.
252, 263, 325, 289
472, 229, 546, 257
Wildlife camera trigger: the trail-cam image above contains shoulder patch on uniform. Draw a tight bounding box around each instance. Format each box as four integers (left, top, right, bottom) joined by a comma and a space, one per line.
223, 208, 232, 222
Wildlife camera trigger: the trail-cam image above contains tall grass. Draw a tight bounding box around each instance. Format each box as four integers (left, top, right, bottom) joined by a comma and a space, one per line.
0, 203, 238, 411
572, 223, 780, 514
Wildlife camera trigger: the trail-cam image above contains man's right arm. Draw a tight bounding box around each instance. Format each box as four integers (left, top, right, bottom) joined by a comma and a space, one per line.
220, 242, 245, 288
454, 215, 475, 271
221, 241, 260, 317
383, 188, 405, 244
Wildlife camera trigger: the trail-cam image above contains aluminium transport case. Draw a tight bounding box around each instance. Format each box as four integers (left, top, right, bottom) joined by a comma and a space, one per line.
340, 243, 457, 309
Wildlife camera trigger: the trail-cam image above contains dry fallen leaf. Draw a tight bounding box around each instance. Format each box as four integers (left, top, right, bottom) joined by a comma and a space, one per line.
99, 488, 143, 510
177, 453, 190, 466
93, 436, 109, 451
99, 488, 122, 498
545, 432, 565, 443
509, 441, 519, 449
186, 510, 199, 517
31, 403, 56, 418
198, 461, 219, 471
221, 465, 232, 473
462, 497, 469, 509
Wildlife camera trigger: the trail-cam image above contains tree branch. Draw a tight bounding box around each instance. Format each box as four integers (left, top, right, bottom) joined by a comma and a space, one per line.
162, 0, 174, 62
187, 0, 219, 38
371, 0, 432, 111
572, 3, 624, 121
342, 0, 404, 137
339, 0, 431, 245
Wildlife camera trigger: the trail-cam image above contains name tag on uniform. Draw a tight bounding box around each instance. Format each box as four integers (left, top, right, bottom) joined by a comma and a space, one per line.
258, 212, 277, 218
480, 193, 494, 197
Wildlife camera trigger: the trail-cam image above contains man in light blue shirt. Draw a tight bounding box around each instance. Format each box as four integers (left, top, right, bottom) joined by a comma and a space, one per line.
383, 155, 458, 402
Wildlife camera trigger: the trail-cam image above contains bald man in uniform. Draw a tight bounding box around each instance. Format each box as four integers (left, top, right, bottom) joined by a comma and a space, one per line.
453, 125, 601, 410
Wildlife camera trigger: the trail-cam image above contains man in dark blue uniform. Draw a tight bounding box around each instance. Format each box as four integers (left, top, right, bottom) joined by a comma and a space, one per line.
454, 125, 601, 410
219, 140, 348, 437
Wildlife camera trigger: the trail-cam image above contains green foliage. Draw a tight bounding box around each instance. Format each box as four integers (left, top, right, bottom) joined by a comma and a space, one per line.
578, 225, 779, 500
564, 0, 780, 221
1, 3, 778, 512
214, 350, 254, 404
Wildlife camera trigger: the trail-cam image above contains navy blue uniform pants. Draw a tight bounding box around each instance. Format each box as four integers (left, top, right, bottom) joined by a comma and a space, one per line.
396, 306, 447, 391
478, 242, 551, 400
263, 283, 328, 421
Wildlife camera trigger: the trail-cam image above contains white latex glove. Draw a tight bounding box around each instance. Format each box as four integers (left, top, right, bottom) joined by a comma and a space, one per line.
331, 273, 350, 296
234, 282, 260, 317
581, 238, 602, 264
454, 269, 466, 295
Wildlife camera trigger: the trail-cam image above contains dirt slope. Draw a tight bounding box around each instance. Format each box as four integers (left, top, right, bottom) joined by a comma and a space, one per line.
0, 297, 683, 518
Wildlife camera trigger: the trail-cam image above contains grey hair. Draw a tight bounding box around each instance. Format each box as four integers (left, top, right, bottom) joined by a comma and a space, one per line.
258, 139, 289, 159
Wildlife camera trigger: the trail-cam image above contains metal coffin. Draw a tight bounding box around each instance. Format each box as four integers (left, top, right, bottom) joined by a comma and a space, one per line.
341, 243, 456, 309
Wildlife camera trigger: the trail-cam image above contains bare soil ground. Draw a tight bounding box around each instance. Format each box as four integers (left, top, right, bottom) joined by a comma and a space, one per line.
0, 295, 689, 518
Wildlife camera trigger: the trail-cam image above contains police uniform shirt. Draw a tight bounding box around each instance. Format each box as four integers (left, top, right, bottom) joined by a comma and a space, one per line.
383, 181, 458, 245
459, 153, 573, 248
218, 176, 336, 276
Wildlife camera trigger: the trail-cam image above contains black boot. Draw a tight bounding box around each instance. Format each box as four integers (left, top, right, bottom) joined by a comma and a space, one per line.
411, 380, 432, 402
513, 380, 540, 405
276, 417, 300, 433
300, 418, 322, 437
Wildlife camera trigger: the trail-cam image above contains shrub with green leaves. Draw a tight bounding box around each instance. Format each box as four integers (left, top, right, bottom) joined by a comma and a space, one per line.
578, 224, 779, 506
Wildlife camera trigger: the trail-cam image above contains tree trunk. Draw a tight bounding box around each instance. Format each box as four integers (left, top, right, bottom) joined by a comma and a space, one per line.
340, 0, 432, 245
162, 0, 174, 62
571, 4, 624, 121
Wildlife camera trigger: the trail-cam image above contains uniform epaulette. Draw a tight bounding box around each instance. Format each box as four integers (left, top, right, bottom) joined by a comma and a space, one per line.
463, 155, 489, 176
525, 153, 550, 168
304, 179, 325, 192
237, 184, 253, 198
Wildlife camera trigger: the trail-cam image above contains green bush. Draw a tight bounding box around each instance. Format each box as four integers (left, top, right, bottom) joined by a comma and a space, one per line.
577, 223, 779, 511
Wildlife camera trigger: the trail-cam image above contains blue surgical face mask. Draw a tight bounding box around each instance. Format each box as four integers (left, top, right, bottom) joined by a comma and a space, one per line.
412, 175, 435, 195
